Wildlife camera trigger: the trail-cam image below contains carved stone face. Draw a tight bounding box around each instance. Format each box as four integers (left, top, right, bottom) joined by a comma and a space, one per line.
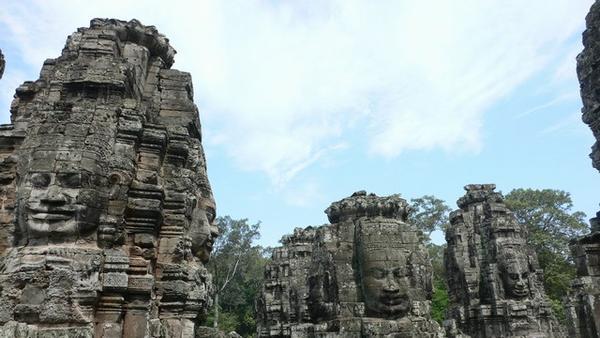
360, 249, 411, 318
190, 196, 219, 263
500, 255, 531, 299
17, 169, 106, 245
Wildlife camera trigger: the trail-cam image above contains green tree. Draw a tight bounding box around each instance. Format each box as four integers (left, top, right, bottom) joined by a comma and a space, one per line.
504, 188, 589, 321
205, 216, 268, 337
409, 196, 452, 322
431, 278, 449, 324
428, 243, 448, 323
409, 195, 451, 237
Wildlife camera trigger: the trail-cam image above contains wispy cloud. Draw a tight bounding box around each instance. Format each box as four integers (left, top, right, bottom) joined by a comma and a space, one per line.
540, 113, 582, 135
515, 92, 580, 119
0, 0, 593, 184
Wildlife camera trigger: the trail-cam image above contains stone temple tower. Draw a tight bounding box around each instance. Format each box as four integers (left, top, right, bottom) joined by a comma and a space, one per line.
0, 19, 219, 337
564, 1, 600, 337
257, 191, 444, 337
444, 184, 564, 338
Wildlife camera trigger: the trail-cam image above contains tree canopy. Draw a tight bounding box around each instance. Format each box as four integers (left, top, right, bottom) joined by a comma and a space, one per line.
409, 195, 451, 236
204, 216, 268, 337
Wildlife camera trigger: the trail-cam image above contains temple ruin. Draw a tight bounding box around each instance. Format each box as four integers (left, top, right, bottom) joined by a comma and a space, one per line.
256, 191, 444, 337
0, 4, 598, 338
564, 1, 600, 337
444, 184, 564, 338
0, 19, 218, 337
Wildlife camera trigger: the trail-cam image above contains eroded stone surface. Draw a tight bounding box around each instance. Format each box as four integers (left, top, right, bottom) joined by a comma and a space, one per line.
0, 19, 218, 337
565, 1, 600, 336
0, 49, 4, 79
444, 184, 564, 338
257, 191, 444, 337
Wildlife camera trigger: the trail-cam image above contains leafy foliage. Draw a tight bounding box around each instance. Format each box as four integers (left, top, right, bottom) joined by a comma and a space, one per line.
409, 195, 451, 237
409, 196, 451, 320
431, 279, 449, 324
427, 243, 446, 282
204, 216, 269, 337
505, 189, 588, 260
428, 243, 448, 323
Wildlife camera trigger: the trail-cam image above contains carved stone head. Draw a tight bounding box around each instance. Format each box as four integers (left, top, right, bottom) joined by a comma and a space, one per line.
356, 219, 431, 319
359, 246, 411, 317
15, 117, 118, 246
17, 166, 108, 245
189, 195, 219, 263
498, 248, 532, 299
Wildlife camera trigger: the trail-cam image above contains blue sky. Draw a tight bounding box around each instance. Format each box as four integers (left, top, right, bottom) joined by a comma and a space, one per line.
1, 0, 597, 247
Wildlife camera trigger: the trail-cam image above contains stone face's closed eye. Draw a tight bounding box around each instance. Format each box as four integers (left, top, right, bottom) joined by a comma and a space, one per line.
30, 173, 51, 188
56, 173, 84, 188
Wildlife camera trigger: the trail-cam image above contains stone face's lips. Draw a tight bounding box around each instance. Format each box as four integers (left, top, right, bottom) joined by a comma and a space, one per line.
30, 213, 72, 221
27, 206, 76, 221
511, 288, 528, 297
380, 294, 408, 306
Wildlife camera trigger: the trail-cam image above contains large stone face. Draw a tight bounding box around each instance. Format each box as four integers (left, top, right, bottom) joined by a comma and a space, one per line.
257, 191, 444, 337
565, 1, 600, 337
0, 19, 218, 337
444, 184, 564, 338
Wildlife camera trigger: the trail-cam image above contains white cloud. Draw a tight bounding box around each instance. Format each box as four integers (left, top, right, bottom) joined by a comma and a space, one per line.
0, 0, 593, 184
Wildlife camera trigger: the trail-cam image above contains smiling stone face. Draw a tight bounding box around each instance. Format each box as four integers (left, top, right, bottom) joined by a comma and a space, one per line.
190, 196, 219, 263
16, 159, 109, 246
498, 250, 531, 300
360, 249, 411, 317
17, 170, 104, 244
355, 218, 432, 320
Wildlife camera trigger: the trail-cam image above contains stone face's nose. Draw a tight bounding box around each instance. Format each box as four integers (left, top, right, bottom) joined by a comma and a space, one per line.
40, 185, 68, 205
210, 224, 219, 240
383, 275, 400, 293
